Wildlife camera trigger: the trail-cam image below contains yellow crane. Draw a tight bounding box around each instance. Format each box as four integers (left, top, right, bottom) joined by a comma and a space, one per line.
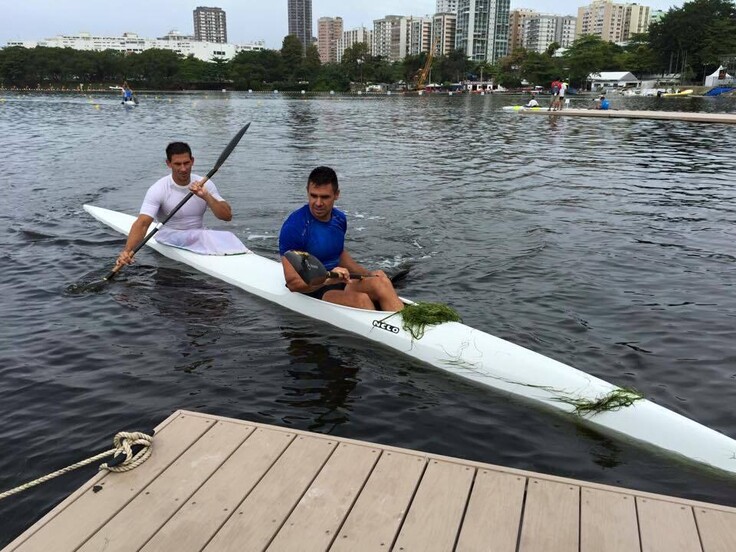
415, 36, 439, 90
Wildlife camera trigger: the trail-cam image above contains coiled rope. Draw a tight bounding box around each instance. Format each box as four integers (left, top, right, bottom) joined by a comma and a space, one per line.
0, 431, 153, 501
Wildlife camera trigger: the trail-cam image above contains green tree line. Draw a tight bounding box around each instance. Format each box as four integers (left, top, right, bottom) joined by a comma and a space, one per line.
1, 0, 734, 91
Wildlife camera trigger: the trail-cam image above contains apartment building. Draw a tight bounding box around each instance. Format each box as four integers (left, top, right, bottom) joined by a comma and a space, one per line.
193, 6, 227, 43
508, 9, 537, 53
288, 0, 313, 51
432, 12, 458, 56
576, 1, 651, 43
317, 17, 343, 63
337, 27, 373, 62
436, 0, 459, 13
456, 0, 511, 63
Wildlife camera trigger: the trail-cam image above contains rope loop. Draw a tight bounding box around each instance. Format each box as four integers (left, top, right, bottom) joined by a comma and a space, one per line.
100, 431, 153, 472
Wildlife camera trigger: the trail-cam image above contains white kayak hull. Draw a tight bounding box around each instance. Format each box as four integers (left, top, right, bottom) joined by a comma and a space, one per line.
84, 205, 736, 475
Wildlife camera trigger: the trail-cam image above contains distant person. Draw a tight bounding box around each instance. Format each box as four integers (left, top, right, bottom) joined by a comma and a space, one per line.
549, 78, 562, 111
279, 166, 404, 312
115, 142, 246, 269
121, 81, 134, 103
525, 98, 540, 108
595, 95, 610, 110
558, 81, 569, 110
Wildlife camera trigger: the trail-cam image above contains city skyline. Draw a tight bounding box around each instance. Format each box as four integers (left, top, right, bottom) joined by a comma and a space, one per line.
2, 0, 685, 50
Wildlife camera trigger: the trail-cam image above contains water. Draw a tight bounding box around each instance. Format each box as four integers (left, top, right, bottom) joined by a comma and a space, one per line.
1, 91, 736, 544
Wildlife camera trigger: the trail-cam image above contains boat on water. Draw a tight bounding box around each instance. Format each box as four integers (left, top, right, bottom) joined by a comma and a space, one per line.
122, 100, 138, 108
84, 204, 736, 475
502, 105, 543, 112
662, 89, 694, 97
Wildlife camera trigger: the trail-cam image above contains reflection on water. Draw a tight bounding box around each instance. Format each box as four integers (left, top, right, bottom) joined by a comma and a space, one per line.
279, 329, 360, 432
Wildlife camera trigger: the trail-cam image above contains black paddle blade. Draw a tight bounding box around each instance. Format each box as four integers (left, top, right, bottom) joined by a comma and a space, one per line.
206, 122, 252, 179
284, 250, 328, 286
65, 268, 119, 295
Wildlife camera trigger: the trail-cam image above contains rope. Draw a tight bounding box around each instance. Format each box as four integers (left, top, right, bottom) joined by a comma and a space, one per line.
0, 431, 153, 501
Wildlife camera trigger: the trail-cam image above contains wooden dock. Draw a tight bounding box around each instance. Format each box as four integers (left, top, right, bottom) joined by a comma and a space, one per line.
518, 108, 736, 125
5, 409, 736, 551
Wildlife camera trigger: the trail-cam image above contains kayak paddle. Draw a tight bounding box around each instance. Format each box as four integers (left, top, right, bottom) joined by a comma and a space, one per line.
285, 250, 402, 286
103, 121, 251, 282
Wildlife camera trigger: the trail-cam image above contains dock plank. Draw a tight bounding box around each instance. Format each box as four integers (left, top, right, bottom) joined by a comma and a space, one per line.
267, 442, 380, 552
637, 497, 701, 552
77, 420, 253, 552
518, 478, 579, 552
455, 469, 526, 552
331, 451, 426, 552
203, 434, 337, 552
581, 487, 640, 552
695, 507, 736, 552
393, 459, 475, 552
7, 411, 736, 552
142, 426, 294, 552
7, 413, 214, 552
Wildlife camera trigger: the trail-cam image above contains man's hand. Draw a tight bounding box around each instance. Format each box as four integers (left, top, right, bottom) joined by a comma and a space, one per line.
189, 178, 210, 200
329, 267, 350, 282
115, 249, 135, 269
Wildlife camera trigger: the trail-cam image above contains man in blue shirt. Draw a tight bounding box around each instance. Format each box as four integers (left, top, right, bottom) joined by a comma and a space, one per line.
279, 166, 404, 311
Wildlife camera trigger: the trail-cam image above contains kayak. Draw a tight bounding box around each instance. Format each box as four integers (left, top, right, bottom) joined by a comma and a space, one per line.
502, 105, 542, 111
84, 204, 736, 475
122, 100, 137, 107
662, 89, 694, 97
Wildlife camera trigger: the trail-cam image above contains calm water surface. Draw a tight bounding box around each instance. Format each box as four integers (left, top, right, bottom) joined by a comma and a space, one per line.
1, 91, 736, 544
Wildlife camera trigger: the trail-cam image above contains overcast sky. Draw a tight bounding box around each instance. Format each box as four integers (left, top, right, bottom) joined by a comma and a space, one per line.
2, 0, 684, 49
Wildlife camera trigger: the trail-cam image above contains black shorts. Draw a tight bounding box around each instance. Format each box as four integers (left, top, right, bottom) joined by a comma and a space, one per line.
303, 283, 346, 300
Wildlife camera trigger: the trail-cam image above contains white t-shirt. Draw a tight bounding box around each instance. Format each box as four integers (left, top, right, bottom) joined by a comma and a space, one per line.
559, 83, 568, 97
139, 174, 224, 230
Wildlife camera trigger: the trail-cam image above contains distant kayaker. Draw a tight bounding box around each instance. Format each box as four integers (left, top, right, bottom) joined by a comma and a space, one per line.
121, 81, 134, 104
525, 98, 540, 108
115, 142, 244, 268
279, 166, 404, 311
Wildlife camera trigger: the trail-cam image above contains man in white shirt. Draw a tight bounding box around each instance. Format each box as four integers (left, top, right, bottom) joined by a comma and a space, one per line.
115, 142, 239, 267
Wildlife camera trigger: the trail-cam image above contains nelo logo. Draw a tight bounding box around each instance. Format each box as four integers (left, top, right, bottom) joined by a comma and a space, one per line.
372, 320, 400, 334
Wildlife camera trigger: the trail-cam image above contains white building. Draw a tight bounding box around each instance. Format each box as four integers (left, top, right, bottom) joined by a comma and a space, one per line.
5, 31, 264, 62
408, 17, 433, 56
455, 0, 511, 64
576, 1, 651, 43
436, 0, 459, 13
523, 14, 576, 53
337, 27, 372, 62
433, 12, 458, 56
588, 71, 640, 90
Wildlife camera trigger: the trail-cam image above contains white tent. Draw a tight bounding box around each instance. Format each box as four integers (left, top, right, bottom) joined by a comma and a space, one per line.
704, 66, 733, 87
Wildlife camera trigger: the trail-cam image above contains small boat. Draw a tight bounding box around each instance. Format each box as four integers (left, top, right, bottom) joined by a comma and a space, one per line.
122, 99, 138, 107
84, 205, 736, 475
502, 105, 543, 112
662, 89, 694, 97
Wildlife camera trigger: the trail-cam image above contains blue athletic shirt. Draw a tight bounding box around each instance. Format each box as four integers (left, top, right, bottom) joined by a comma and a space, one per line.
279, 205, 347, 270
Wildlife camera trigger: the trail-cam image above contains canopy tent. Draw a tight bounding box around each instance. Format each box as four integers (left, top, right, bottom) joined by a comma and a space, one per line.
704, 66, 733, 87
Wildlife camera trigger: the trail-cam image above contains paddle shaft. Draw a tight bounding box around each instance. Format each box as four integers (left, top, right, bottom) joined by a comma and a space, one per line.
104, 122, 251, 281
326, 271, 377, 280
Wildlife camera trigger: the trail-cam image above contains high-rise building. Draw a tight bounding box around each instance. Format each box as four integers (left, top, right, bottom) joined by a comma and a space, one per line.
337, 27, 373, 62
408, 17, 433, 56
522, 14, 577, 53
455, 0, 510, 63
288, 0, 313, 51
373, 16, 407, 62
436, 0, 459, 13
576, 1, 650, 43
193, 6, 227, 43
432, 12, 457, 56
508, 9, 537, 53
317, 17, 343, 63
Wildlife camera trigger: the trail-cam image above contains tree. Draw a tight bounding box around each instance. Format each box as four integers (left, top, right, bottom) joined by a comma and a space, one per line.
649, 0, 736, 81
563, 35, 623, 87
281, 34, 305, 82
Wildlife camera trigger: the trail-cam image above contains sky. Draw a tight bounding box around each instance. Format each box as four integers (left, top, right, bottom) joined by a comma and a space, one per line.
2, 0, 685, 50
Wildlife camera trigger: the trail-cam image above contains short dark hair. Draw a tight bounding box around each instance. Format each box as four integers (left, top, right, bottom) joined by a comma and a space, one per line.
166, 142, 192, 161
307, 166, 338, 193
